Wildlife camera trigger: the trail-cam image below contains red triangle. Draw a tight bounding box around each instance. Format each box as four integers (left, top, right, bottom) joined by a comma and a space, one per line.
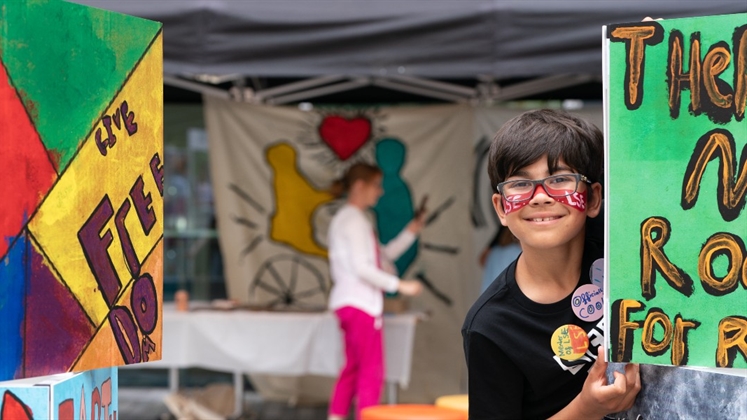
0, 60, 57, 259
1, 391, 34, 420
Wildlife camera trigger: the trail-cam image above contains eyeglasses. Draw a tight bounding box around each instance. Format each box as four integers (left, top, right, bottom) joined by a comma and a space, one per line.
497, 173, 591, 203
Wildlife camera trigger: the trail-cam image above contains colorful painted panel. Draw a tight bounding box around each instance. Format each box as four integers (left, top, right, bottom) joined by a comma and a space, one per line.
0, 367, 117, 420
604, 13, 747, 368
0, 0, 163, 380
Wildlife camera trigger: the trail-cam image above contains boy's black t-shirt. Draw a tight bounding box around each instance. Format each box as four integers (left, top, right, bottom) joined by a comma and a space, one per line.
462, 242, 604, 420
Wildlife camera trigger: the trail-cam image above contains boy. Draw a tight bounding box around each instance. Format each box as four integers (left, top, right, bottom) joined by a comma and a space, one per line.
462, 109, 640, 419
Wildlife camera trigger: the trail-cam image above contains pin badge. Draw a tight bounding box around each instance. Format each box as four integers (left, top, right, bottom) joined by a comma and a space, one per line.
551, 324, 589, 361
571, 284, 604, 322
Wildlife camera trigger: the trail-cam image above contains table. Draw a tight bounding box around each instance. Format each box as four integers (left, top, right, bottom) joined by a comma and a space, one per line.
134, 303, 420, 416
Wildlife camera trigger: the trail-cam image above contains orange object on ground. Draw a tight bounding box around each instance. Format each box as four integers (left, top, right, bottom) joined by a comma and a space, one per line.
361, 404, 467, 420
434, 394, 468, 414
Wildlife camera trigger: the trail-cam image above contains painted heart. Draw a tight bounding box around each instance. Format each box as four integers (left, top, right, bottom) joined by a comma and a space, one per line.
318, 116, 371, 161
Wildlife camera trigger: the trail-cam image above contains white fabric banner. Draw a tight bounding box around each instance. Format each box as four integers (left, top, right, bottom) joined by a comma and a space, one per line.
204, 98, 476, 401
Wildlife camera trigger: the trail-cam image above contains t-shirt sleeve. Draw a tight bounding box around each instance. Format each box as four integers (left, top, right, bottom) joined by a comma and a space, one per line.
464, 330, 524, 420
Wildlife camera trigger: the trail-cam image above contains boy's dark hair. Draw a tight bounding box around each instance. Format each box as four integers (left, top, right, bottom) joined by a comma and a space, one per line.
487, 109, 604, 190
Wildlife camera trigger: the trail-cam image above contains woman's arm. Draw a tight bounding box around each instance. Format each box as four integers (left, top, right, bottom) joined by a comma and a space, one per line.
380, 229, 417, 262
381, 212, 425, 261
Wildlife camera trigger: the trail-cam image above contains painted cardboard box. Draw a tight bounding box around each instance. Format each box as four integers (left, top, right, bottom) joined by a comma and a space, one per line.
0, 367, 117, 420
0, 0, 164, 380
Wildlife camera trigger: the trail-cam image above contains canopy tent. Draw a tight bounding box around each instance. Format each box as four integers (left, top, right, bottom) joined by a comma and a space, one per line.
70, 0, 746, 102
61, 0, 747, 406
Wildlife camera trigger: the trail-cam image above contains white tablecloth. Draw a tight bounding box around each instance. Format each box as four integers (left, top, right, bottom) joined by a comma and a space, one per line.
142, 304, 418, 389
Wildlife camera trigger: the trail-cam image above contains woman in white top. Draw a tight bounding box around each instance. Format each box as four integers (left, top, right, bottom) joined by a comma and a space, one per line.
327, 163, 423, 420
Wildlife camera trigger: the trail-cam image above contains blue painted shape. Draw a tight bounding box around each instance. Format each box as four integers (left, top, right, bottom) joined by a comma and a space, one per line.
0, 232, 28, 380
52, 367, 118, 420
373, 138, 418, 276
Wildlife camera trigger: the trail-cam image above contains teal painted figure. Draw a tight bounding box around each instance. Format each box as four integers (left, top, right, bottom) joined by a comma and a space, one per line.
373, 138, 418, 277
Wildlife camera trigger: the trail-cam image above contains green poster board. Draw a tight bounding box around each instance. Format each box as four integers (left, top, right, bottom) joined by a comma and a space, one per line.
604, 13, 746, 369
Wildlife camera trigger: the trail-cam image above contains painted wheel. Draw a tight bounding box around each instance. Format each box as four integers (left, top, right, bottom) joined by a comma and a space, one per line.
249, 255, 328, 311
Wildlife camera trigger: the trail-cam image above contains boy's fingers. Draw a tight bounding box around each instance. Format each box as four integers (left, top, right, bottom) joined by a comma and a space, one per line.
587, 349, 607, 380
634, 365, 641, 389
608, 364, 640, 410
611, 371, 627, 393
619, 388, 638, 410
624, 363, 640, 385
623, 363, 640, 397
596, 345, 608, 365
593, 371, 626, 403
624, 364, 642, 406
591, 346, 609, 378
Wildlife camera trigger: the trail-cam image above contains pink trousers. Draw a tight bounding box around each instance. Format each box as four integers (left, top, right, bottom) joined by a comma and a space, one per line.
329, 306, 384, 420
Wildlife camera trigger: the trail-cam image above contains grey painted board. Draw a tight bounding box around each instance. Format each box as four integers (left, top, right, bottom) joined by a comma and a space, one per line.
608, 364, 747, 420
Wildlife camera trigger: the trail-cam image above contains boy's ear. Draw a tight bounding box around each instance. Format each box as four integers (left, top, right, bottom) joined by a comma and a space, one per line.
492, 193, 509, 226
586, 183, 603, 218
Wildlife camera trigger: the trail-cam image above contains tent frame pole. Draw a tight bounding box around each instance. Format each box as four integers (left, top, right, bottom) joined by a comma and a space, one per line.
164, 73, 596, 104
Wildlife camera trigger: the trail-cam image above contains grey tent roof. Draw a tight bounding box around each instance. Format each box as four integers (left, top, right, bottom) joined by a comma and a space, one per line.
71, 1, 746, 79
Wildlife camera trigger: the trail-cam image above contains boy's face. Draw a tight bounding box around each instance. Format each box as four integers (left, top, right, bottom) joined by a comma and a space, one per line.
492, 156, 601, 251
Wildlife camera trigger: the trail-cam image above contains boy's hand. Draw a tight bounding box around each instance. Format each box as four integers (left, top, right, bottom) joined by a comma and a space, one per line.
578, 347, 641, 417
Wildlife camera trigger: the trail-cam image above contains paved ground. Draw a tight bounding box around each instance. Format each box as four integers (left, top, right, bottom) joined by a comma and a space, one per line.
118, 387, 333, 420
118, 388, 171, 420
118, 369, 335, 420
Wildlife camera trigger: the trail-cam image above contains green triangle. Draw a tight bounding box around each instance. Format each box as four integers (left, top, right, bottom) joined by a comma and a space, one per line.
0, 0, 161, 171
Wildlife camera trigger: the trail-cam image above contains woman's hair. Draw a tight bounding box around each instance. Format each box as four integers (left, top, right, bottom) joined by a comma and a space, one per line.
330, 163, 382, 198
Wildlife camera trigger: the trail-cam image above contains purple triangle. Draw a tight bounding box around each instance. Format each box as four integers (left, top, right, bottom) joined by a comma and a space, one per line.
23, 238, 95, 377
